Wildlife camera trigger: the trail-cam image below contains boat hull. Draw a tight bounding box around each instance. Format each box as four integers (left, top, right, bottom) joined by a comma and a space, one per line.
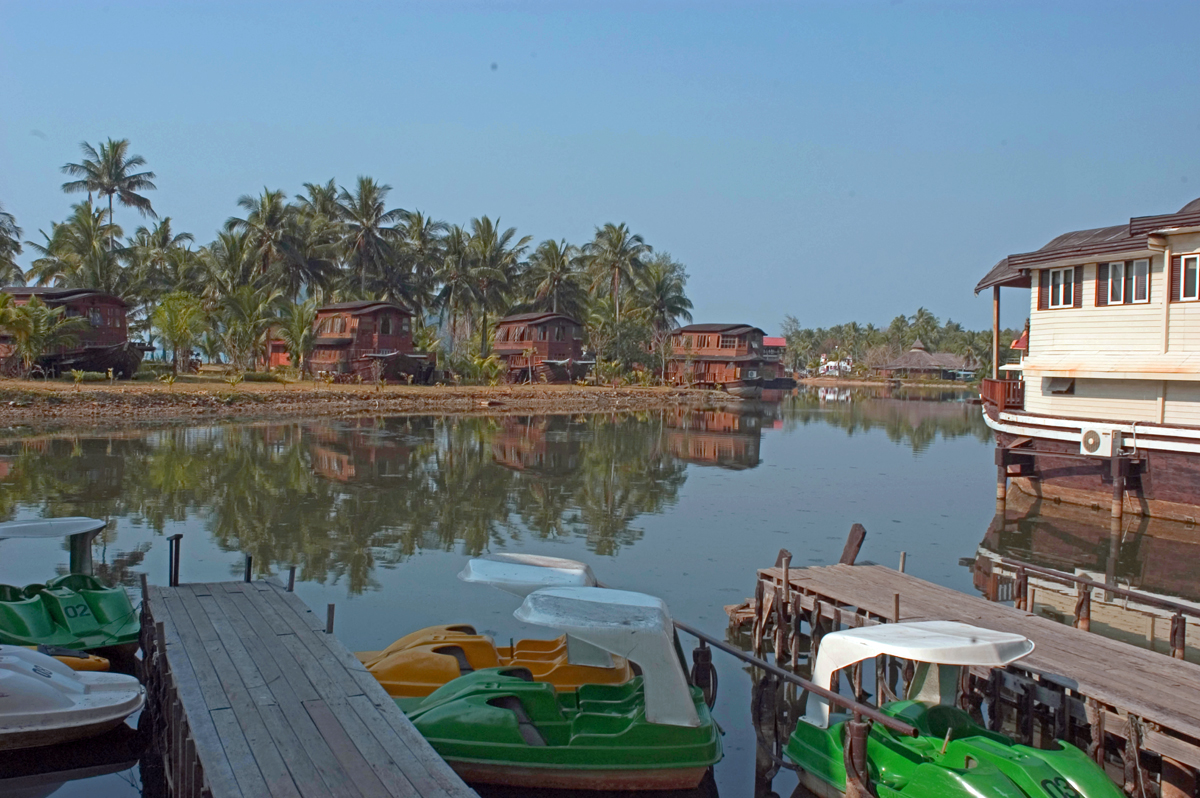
445, 761, 709, 791
0, 713, 135, 752
724, 378, 763, 400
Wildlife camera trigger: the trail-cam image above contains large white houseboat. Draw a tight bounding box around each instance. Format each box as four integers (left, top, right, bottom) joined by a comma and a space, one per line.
977, 197, 1200, 521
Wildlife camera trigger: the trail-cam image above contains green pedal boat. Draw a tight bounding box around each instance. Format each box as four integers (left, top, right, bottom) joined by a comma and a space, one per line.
0, 574, 139, 651
785, 621, 1124, 798
404, 586, 722, 791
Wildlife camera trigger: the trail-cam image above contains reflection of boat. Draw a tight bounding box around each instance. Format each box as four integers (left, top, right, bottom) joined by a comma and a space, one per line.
0, 719, 142, 798
785, 621, 1122, 798
0, 646, 144, 751
406, 587, 722, 791
0, 518, 107, 540
359, 555, 633, 697
0, 575, 139, 652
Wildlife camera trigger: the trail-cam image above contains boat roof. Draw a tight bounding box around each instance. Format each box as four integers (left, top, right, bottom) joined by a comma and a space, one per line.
458, 554, 597, 598
515, 587, 700, 727
0, 517, 107, 540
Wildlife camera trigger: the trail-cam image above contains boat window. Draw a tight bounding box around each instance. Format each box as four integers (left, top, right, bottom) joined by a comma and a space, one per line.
554, 325, 564, 341
1131, 259, 1150, 303
89, 308, 103, 326
1109, 262, 1124, 303
537, 326, 546, 341
1046, 377, 1075, 395
379, 315, 392, 334
1048, 267, 1073, 308
1183, 256, 1199, 302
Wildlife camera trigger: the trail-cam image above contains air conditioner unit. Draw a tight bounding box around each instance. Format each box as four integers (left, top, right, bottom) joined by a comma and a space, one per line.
1080, 425, 1122, 457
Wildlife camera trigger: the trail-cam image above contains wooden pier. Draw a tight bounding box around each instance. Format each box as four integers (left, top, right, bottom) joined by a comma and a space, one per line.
139, 579, 475, 798
732, 559, 1200, 797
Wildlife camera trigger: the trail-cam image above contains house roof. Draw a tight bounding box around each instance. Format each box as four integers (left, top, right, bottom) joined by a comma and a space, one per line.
976, 197, 1200, 294
877, 342, 971, 371
763, 336, 786, 347
317, 301, 410, 316
496, 312, 580, 326
2, 286, 128, 307
673, 323, 765, 336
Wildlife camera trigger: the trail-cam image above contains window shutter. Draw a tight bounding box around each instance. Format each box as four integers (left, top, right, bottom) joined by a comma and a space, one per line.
1038, 269, 1050, 310
1171, 255, 1182, 303
1073, 265, 1084, 308
1125, 263, 1134, 305
1096, 263, 1109, 307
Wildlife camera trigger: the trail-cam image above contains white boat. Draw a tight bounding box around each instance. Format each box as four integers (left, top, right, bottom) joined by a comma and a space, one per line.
0, 518, 107, 540
0, 645, 144, 751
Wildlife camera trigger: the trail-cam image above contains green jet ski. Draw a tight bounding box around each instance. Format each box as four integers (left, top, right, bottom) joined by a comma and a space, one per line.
0, 574, 139, 651
784, 620, 1123, 798
405, 586, 722, 791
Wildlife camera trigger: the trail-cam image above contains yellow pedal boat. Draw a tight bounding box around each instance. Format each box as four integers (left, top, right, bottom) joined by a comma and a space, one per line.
356, 623, 634, 698
26, 645, 110, 672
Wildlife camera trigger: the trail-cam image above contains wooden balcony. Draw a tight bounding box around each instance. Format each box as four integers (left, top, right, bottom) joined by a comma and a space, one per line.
981, 377, 1024, 411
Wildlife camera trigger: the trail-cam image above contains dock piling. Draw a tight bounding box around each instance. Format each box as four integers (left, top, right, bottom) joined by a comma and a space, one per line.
286, 566, 296, 592
898, 551, 907, 573
326, 602, 336, 634
167, 534, 182, 587
243, 555, 252, 583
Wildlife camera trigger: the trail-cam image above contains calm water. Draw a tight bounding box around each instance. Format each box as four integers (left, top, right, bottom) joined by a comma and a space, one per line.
0, 387, 1012, 797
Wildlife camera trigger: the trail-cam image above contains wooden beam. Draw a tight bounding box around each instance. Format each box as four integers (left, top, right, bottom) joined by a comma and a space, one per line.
840, 524, 867, 565
992, 286, 1001, 380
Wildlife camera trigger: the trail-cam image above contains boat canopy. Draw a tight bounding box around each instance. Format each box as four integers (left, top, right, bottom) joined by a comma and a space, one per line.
0, 518, 107, 540
805, 621, 1034, 728
515, 587, 700, 728
458, 554, 612, 668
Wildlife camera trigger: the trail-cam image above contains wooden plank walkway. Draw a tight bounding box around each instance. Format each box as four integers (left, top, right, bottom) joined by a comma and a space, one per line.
757, 564, 1200, 761
144, 580, 476, 798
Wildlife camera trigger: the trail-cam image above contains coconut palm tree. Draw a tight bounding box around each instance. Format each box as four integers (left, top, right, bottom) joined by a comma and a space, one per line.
131, 218, 197, 297
219, 284, 281, 371
526, 239, 587, 318
273, 214, 339, 302
276, 299, 318, 374
433, 225, 478, 352
399, 210, 448, 317
468, 216, 531, 356
0, 202, 23, 286
225, 189, 293, 278
582, 223, 651, 321
25, 202, 129, 296
201, 230, 256, 300
633, 254, 692, 333
60, 139, 157, 251
4, 296, 90, 375
152, 291, 208, 375
336, 177, 405, 296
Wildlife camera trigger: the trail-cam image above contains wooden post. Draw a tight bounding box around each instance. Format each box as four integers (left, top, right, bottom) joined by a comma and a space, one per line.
844, 719, 873, 798
1111, 456, 1125, 527
167, 534, 182, 587
326, 603, 335, 634
893, 593, 900, 624
1172, 613, 1187, 659
987, 570, 999, 602
1015, 567, 1028, 611
898, 551, 907, 573
243, 555, 252, 583
780, 551, 791, 606
992, 286, 1001, 380
1075, 586, 1091, 632
287, 566, 296, 592
840, 524, 867, 565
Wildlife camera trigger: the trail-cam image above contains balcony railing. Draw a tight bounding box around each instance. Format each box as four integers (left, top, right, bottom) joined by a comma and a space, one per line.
981, 377, 1024, 411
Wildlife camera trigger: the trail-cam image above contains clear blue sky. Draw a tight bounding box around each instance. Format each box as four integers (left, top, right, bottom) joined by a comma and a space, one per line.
3, 1, 1199, 332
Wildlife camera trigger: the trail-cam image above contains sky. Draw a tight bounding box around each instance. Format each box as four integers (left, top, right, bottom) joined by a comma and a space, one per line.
3, 1, 1200, 333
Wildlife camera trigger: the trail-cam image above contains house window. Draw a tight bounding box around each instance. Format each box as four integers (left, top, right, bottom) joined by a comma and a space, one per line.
719, 335, 737, 348
537, 326, 546, 341
89, 308, 103, 326
1131, 259, 1149, 303
1108, 262, 1124, 304
683, 335, 693, 349
379, 316, 392, 335
1048, 268, 1074, 308
554, 325, 564, 341
1183, 256, 1200, 301
401, 318, 410, 333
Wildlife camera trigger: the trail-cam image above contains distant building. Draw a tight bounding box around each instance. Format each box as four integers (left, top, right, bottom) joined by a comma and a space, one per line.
492, 312, 585, 382
872, 339, 974, 380
666, 323, 771, 398
308, 301, 432, 382
0, 287, 142, 377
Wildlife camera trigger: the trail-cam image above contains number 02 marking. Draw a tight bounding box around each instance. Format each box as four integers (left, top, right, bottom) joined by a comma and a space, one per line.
62, 604, 91, 619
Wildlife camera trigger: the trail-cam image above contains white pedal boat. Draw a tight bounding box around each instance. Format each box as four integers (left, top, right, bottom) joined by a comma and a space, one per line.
0, 645, 144, 751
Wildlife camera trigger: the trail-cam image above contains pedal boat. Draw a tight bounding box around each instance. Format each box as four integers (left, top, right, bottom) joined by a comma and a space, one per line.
358, 554, 633, 697
0, 645, 144, 751
405, 586, 722, 791
785, 621, 1123, 798
0, 574, 140, 652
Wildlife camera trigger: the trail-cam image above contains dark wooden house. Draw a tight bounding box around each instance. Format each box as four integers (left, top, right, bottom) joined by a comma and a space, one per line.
492, 312, 585, 382
666, 323, 769, 398
308, 301, 432, 382
0, 287, 143, 377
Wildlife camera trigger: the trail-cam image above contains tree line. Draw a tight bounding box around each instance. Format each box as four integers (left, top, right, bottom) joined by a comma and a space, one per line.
0, 138, 693, 377
780, 308, 1020, 376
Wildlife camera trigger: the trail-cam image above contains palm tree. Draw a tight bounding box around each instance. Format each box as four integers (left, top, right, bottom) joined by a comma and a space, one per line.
0, 202, 23, 286
336, 177, 405, 296
4, 296, 90, 375
909, 307, 940, 348
468, 216, 531, 356
276, 299, 318, 374
399, 210, 448, 317
219, 284, 281, 371
433, 225, 478, 352
225, 189, 293, 278
131, 218, 196, 297
633, 254, 692, 333
583, 222, 650, 321
274, 214, 339, 302
526, 239, 586, 317
60, 139, 157, 251
201, 230, 256, 299
152, 291, 207, 375
25, 202, 129, 296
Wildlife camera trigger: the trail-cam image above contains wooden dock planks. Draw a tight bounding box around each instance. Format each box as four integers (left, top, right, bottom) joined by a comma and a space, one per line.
760, 564, 1200, 745
147, 580, 476, 798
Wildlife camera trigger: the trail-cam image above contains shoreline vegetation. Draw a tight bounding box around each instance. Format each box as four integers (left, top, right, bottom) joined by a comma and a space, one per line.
0, 381, 734, 429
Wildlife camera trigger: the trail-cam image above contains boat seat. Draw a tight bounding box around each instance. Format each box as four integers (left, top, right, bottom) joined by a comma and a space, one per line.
922, 705, 979, 741
487, 695, 548, 746
0, 585, 25, 602
433, 645, 474, 674
495, 667, 534, 682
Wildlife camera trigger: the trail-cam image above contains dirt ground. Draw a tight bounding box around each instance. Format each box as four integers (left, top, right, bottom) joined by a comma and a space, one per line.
0, 379, 735, 430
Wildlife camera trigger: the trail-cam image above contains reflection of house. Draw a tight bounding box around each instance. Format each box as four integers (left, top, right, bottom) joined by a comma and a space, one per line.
977, 197, 1200, 520
663, 409, 762, 469
0, 287, 142, 377
873, 339, 974, 380
492, 313, 585, 382
490, 416, 583, 475
309, 301, 432, 381
666, 324, 770, 398
306, 421, 411, 482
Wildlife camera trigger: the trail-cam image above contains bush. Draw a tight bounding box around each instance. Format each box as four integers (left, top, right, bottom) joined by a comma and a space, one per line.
138, 362, 174, 376
240, 371, 289, 384
132, 371, 158, 381
59, 371, 108, 383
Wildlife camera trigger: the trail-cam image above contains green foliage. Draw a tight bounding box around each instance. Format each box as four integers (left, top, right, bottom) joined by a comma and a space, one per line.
158, 373, 177, 389
0, 201, 23, 287
276, 299, 318, 374
152, 291, 207, 375
240, 371, 288, 383
68, 370, 108, 384
3, 296, 90, 375
223, 371, 245, 388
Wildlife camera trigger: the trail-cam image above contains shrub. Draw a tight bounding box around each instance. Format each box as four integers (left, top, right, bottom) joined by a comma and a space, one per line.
59, 371, 107, 383
240, 371, 287, 383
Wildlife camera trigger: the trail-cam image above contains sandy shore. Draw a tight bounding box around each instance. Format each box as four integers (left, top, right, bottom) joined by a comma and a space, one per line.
0, 380, 736, 430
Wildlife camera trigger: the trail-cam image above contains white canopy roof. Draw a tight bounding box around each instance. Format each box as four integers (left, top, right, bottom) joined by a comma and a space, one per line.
515, 587, 700, 728
806, 621, 1034, 728
0, 518, 107, 540
458, 553, 597, 598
